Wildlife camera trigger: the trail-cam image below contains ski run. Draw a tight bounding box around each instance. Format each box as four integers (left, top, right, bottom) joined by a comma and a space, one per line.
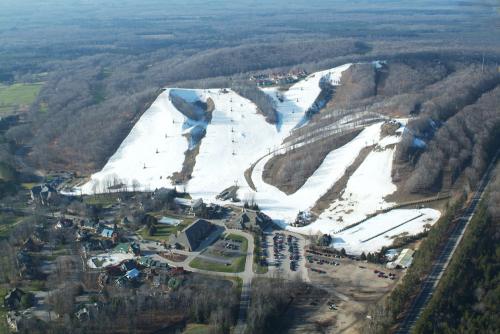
73, 62, 440, 254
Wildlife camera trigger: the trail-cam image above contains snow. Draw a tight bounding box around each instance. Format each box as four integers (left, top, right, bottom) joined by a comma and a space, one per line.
77, 89, 209, 194
261, 63, 352, 129
331, 208, 440, 255
186, 89, 280, 200
378, 134, 401, 148
287, 120, 407, 237
70, 61, 441, 254
74, 63, 353, 197
73, 64, 352, 196
246, 122, 383, 225
297, 146, 398, 234
186, 66, 355, 200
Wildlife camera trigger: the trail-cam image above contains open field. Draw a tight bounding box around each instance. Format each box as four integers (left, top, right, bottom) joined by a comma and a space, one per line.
82, 193, 125, 207
286, 256, 400, 333
0, 82, 42, 115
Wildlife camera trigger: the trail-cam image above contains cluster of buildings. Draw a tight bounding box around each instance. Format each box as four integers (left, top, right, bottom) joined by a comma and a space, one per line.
174, 197, 226, 219
386, 248, 415, 269
101, 254, 184, 290
250, 69, 308, 87
290, 210, 313, 227
4, 288, 33, 332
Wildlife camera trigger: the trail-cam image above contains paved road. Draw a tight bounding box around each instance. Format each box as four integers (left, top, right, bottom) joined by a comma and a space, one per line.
395, 150, 498, 334
147, 227, 255, 334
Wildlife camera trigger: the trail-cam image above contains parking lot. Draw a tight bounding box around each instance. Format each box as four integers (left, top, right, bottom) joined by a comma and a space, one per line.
263, 231, 308, 280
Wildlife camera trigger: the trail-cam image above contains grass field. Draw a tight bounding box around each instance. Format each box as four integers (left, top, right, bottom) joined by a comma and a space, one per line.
189, 234, 248, 273
83, 194, 119, 207
139, 217, 192, 241
189, 255, 246, 273
0, 82, 43, 116
183, 323, 210, 334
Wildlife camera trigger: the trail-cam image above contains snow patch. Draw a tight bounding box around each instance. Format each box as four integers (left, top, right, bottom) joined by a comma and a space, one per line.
331, 208, 440, 255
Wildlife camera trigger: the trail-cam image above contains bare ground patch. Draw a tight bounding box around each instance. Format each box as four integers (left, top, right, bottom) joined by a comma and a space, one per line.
288, 256, 400, 334
171, 98, 214, 183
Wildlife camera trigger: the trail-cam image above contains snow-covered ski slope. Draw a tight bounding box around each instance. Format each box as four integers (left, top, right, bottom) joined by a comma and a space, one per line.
78, 63, 352, 195
76, 61, 440, 253
78, 90, 194, 194
248, 122, 382, 224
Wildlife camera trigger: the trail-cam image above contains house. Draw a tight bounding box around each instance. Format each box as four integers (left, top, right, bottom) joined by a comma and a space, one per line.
121, 260, 137, 272
100, 228, 115, 239
56, 218, 73, 229
30, 184, 57, 205
75, 230, 90, 242
139, 256, 158, 268
114, 242, 141, 256
170, 219, 213, 251
6, 310, 32, 332
94, 223, 106, 234
174, 197, 204, 216
16, 252, 34, 279
4, 288, 26, 310
387, 249, 415, 269
291, 211, 313, 227
239, 212, 250, 228
152, 187, 175, 203
152, 275, 161, 287
228, 210, 272, 231
80, 219, 98, 231
216, 186, 239, 201
21, 238, 39, 252
125, 268, 140, 280
75, 307, 90, 321
6, 311, 20, 332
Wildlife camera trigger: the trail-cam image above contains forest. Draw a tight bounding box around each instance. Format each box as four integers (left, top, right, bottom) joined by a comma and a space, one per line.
0, 1, 500, 333
413, 165, 500, 333
262, 58, 500, 198
1, 0, 499, 175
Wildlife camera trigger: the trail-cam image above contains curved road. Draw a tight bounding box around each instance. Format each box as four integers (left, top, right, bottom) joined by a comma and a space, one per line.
151, 228, 255, 334
395, 150, 498, 334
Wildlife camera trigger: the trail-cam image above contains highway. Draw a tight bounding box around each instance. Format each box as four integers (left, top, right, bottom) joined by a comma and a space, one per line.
395, 150, 498, 334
